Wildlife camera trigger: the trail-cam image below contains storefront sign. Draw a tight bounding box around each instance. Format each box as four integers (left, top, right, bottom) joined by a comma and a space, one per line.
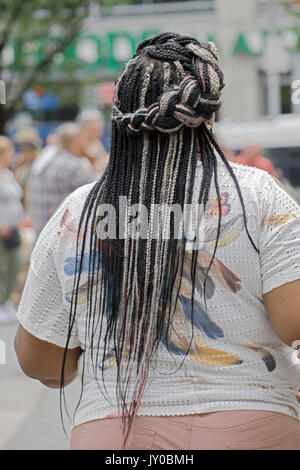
6, 27, 300, 75
6, 29, 215, 75
233, 29, 300, 56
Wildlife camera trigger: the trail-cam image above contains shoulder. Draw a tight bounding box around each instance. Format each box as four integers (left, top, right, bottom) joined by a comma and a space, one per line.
43, 149, 78, 174
57, 153, 95, 181
62, 181, 97, 214
60, 151, 82, 168
56, 180, 97, 224
222, 160, 273, 190
259, 155, 274, 164
5, 169, 23, 191
5, 168, 17, 180
218, 160, 289, 216
231, 162, 299, 218
30, 145, 59, 176
256, 156, 276, 172
33, 181, 97, 253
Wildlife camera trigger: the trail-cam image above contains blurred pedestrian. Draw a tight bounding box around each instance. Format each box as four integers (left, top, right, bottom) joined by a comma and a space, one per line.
0, 136, 23, 324
28, 123, 98, 237
76, 110, 109, 174
221, 148, 237, 162
15, 33, 300, 450
214, 137, 237, 162
45, 130, 59, 146
14, 128, 42, 211
234, 142, 278, 177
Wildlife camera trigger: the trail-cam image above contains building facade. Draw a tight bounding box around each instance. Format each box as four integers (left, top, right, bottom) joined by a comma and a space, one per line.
5, 0, 300, 121
82, 0, 300, 121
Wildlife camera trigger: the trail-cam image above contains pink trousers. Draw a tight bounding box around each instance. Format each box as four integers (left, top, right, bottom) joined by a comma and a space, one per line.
70, 410, 300, 450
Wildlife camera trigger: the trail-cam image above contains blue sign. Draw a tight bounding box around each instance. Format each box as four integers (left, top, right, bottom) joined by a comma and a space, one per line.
22, 90, 41, 111
23, 90, 60, 111
40, 93, 60, 111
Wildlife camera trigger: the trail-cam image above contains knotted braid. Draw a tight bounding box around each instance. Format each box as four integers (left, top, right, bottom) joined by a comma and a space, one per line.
112, 39, 224, 135
62, 32, 257, 451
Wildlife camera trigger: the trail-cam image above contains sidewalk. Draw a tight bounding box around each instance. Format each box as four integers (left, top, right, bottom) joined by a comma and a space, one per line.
0, 323, 80, 450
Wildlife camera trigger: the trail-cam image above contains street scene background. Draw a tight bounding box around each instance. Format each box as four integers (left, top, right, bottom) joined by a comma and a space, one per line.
1, 0, 300, 450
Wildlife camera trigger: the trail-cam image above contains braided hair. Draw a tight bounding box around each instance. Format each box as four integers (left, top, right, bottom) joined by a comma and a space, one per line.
61, 32, 257, 448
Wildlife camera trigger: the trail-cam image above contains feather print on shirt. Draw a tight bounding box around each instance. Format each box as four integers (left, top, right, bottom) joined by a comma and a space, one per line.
63, 192, 257, 369
262, 214, 296, 228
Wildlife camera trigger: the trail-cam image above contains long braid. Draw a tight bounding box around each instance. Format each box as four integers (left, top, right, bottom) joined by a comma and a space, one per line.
61, 33, 257, 448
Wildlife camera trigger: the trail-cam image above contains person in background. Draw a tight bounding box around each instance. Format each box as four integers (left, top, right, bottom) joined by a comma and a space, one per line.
28, 122, 98, 238
0, 136, 24, 324
214, 137, 237, 163
14, 128, 42, 211
234, 141, 278, 177
76, 110, 109, 174
223, 148, 237, 162
14, 33, 300, 451
45, 130, 59, 146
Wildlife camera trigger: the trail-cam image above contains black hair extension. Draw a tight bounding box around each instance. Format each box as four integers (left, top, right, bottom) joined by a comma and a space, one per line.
60, 32, 257, 449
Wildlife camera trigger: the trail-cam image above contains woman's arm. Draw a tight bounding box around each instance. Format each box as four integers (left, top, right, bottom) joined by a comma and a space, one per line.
263, 279, 300, 347
14, 324, 82, 388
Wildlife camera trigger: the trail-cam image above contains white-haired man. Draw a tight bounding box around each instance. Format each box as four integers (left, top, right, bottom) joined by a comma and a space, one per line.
28, 123, 98, 237
76, 110, 109, 174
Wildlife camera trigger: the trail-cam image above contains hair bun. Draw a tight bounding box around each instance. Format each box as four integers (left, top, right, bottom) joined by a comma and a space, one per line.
113, 35, 224, 135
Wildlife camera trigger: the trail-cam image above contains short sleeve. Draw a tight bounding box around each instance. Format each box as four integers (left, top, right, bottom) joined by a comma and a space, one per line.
17, 195, 80, 349
259, 175, 300, 294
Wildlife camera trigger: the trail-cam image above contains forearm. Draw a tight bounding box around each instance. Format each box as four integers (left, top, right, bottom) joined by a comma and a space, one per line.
18, 356, 80, 387
14, 325, 83, 385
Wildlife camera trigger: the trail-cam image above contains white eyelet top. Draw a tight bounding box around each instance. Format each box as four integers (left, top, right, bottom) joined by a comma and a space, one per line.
18, 159, 300, 428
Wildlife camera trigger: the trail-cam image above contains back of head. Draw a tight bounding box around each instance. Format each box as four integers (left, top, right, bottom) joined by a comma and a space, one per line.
244, 141, 262, 158
112, 33, 224, 136
15, 127, 42, 151
56, 122, 81, 152
76, 109, 104, 127
0, 135, 13, 154
76, 110, 104, 140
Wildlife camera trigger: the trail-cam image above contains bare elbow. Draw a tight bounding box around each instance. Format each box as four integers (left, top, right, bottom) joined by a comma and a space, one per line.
14, 333, 31, 377
14, 325, 81, 386
14, 347, 61, 386
14, 345, 39, 380
14, 329, 44, 380
39, 379, 62, 388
